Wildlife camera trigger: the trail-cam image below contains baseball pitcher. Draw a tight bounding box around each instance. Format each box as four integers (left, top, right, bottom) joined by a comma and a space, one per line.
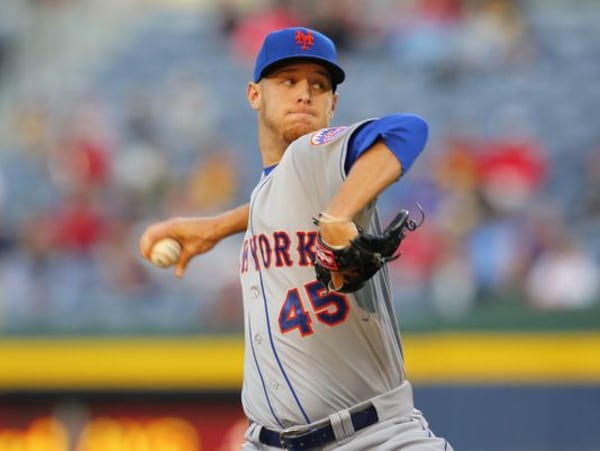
140, 27, 452, 450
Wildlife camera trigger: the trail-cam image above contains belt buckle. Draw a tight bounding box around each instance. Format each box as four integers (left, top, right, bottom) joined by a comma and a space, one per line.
279, 427, 311, 450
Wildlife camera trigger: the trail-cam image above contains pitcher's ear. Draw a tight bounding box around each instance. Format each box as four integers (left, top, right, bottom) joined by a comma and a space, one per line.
247, 82, 260, 110
330, 93, 338, 118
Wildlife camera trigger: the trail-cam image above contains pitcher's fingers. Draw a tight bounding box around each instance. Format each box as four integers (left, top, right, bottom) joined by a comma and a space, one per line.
330, 272, 345, 291
139, 223, 171, 259
174, 251, 193, 278
139, 232, 156, 259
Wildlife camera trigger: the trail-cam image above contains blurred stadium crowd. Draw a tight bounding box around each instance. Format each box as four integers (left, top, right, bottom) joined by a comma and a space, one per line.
0, 0, 598, 335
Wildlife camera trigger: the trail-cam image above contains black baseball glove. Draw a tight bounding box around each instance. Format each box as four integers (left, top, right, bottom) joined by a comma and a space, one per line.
313, 207, 423, 293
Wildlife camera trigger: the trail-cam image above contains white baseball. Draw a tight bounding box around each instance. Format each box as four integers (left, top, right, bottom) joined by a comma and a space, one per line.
150, 238, 182, 268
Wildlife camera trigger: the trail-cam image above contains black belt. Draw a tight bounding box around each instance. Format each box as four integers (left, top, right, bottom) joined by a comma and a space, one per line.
258, 404, 378, 450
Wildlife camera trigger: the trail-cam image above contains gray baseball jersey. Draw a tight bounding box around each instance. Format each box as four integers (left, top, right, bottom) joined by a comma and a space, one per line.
240, 121, 407, 429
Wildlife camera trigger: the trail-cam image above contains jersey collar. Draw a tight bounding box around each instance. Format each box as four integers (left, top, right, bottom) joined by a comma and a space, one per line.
263, 164, 277, 177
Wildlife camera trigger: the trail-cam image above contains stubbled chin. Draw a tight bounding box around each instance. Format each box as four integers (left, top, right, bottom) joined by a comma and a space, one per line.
283, 122, 320, 143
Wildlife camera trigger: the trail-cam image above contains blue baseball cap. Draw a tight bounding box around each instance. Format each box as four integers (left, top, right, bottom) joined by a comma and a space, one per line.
253, 27, 345, 88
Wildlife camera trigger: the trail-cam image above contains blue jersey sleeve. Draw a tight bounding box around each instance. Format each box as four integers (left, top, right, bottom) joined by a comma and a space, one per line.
345, 114, 429, 175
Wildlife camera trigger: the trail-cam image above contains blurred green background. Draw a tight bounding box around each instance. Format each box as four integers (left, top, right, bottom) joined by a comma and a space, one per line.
0, 0, 599, 450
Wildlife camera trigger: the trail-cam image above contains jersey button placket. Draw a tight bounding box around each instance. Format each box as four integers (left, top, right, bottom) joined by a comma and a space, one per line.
250, 287, 260, 299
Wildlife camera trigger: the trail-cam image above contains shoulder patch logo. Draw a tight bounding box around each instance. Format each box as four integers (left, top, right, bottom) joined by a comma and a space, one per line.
310, 126, 347, 146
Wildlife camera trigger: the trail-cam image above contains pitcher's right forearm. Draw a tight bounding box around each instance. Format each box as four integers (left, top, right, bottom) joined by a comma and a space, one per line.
164, 204, 249, 278
139, 204, 250, 274
210, 203, 250, 239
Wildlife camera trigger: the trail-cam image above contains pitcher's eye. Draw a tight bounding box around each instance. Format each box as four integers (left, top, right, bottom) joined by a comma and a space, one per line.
314, 81, 327, 91
312, 77, 332, 92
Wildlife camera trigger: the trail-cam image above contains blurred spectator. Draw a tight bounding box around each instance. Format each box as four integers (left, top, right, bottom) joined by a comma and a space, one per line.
0, 30, 11, 81
579, 142, 600, 221
112, 138, 168, 217
0, 165, 5, 214
95, 219, 156, 302
229, 1, 299, 65
46, 95, 114, 192
430, 236, 477, 319
184, 143, 240, 214
435, 132, 479, 194
49, 188, 109, 252
123, 89, 160, 145
0, 212, 56, 325
216, 0, 240, 36
525, 206, 599, 310
384, 0, 464, 80
433, 131, 482, 237
462, 128, 547, 302
225, 0, 368, 62
464, 211, 532, 302
158, 70, 220, 161
389, 219, 446, 315
13, 95, 56, 156
384, 0, 534, 81
289, 0, 367, 52
458, 0, 534, 70
0, 0, 25, 82
476, 134, 547, 215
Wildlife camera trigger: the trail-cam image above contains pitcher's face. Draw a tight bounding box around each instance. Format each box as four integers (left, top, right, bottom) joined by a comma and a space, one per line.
248, 62, 338, 145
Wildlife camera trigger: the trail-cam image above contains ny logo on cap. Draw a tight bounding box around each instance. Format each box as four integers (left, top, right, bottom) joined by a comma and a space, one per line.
295, 30, 314, 50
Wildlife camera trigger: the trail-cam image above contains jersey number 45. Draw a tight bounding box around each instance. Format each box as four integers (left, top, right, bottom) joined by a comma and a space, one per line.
278, 281, 350, 337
